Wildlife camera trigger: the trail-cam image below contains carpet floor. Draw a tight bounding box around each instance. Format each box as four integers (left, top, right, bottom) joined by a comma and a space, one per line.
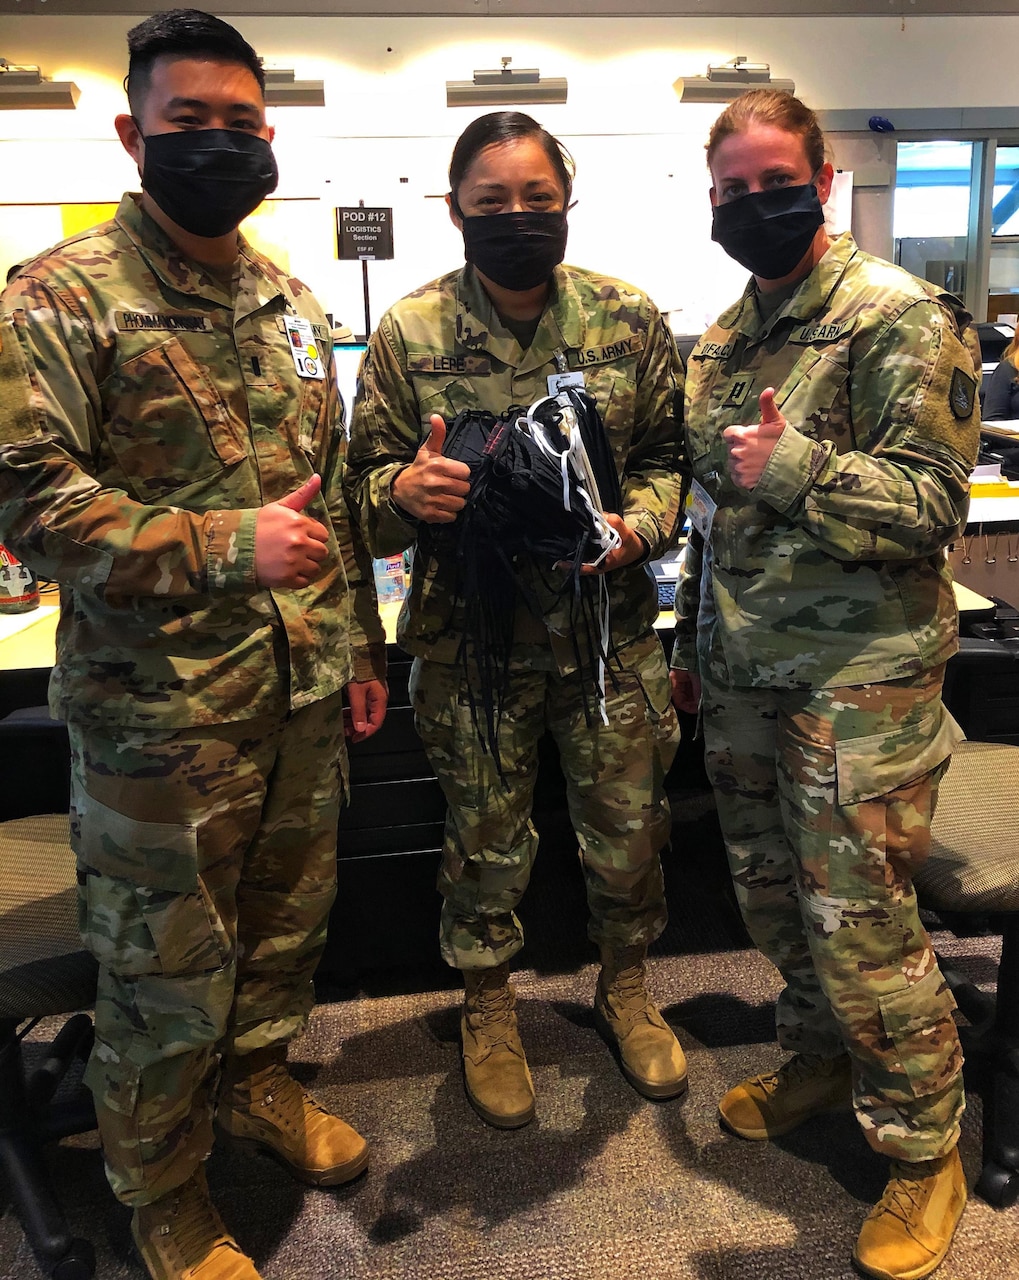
2, 932, 1016, 1280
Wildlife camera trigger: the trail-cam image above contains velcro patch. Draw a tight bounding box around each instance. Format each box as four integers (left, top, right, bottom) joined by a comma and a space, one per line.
407, 354, 492, 375
696, 340, 735, 361
570, 334, 646, 368
116, 311, 212, 333
789, 318, 857, 345
722, 376, 755, 409
950, 367, 976, 420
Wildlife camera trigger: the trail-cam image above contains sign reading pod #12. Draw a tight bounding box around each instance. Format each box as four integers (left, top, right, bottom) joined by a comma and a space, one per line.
336, 207, 395, 261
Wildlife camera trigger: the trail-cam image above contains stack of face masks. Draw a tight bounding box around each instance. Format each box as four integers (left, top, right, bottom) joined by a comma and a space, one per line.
422, 388, 622, 768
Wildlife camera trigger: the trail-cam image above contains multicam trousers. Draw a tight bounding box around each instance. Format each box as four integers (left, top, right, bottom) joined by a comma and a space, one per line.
411, 630, 680, 971
68, 693, 346, 1206
700, 663, 965, 1161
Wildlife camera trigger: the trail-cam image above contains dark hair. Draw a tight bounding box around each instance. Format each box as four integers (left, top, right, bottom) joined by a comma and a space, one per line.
448, 111, 575, 215
706, 88, 826, 175
125, 8, 265, 118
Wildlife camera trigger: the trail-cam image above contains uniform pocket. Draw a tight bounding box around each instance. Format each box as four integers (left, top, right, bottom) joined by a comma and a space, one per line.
877, 965, 960, 1101
76, 791, 230, 978
101, 337, 246, 501
836, 707, 963, 806
829, 707, 964, 897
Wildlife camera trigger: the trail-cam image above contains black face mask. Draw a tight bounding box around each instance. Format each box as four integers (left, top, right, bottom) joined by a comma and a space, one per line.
141, 129, 279, 239
711, 183, 824, 280
461, 211, 568, 291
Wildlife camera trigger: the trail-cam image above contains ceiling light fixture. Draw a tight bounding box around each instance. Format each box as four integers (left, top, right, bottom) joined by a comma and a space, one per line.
263, 68, 326, 108
446, 57, 567, 108
0, 60, 79, 109
674, 56, 794, 104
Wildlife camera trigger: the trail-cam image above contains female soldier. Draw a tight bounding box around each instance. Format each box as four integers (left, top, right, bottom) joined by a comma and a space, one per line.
671, 89, 980, 1280
346, 111, 686, 1129
982, 328, 1019, 421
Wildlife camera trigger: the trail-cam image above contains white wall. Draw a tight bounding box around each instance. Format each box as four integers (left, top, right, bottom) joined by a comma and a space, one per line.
0, 13, 1013, 328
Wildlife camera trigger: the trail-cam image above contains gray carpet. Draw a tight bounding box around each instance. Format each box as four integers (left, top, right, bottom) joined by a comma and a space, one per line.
2, 935, 1016, 1280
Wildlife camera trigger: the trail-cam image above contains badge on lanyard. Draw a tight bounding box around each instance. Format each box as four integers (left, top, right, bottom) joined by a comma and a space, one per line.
547, 346, 584, 396
547, 370, 586, 396
686, 477, 717, 542
285, 315, 325, 380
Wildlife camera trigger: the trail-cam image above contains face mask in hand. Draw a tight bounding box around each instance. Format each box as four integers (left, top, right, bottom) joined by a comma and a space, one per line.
141, 129, 279, 239
711, 183, 824, 280
461, 211, 568, 291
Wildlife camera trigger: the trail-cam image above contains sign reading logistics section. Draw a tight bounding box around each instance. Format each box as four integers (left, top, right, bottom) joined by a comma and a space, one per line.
336, 207, 394, 261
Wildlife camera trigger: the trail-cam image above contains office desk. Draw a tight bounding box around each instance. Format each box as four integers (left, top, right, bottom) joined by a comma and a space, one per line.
0, 604, 58, 672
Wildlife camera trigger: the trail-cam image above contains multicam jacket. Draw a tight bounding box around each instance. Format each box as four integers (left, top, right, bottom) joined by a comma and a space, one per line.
673, 233, 980, 689
0, 193, 384, 729
345, 263, 684, 668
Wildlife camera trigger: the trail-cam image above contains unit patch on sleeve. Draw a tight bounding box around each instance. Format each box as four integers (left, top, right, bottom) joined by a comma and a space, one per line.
949, 366, 977, 420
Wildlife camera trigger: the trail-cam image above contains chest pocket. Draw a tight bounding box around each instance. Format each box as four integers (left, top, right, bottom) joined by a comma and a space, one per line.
773, 346, 853, 449
413, 374, 490, 426
101, 337, 246, 503
581, 361, 639, 479
684, 355, 732, 471
294, 371, 331, 465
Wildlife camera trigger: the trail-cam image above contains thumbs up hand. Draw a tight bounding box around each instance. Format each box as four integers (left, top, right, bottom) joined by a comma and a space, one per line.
254, 473, 330, 588
722, 388, 787, 490
391, 414, 471, 523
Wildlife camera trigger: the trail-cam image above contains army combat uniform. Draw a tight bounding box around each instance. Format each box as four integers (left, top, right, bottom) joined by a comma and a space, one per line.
0, 194, 385, 1203
673, 232, 980, 1161
346, 263, 684, 969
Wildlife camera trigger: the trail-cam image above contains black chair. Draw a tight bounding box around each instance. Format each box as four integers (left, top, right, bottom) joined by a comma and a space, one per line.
914, 739, 1019, 1208
0, 811, 99, 1278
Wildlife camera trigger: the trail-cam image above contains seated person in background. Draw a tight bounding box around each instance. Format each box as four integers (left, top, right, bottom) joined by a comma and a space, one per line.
982, 328, 1019, 420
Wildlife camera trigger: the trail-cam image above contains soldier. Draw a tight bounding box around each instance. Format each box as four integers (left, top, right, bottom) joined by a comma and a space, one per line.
345, 111, 687, 1131
670, 90, 979, 1280
0, 10, 387, 1279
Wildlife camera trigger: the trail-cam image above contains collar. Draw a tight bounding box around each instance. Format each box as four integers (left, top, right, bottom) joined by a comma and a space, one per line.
454, 263, 587, 374
716, 232, 860, 340
115, 192, 288, 320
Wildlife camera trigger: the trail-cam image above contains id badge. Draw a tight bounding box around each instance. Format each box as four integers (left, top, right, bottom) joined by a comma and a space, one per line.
285, 315, 325, 380
547, 370, 585, 396
686, 477, 717, 542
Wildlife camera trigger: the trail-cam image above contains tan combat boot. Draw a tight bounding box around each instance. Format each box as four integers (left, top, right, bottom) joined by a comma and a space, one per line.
131, 1168, 261, 1280
461, 964, 535, 1129
718, 1051, 853, 1139
215, 1046, 368, 1186
593, 945, 688, 1099
853, 1148, 967, 1280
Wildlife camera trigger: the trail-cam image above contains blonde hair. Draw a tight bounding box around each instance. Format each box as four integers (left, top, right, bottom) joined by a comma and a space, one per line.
706, 89, 827, 175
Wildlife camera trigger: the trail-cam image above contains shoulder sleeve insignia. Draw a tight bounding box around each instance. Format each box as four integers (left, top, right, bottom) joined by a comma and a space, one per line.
949, 366, 976, 420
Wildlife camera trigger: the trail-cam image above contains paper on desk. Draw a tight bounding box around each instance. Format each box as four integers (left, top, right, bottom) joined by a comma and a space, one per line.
0, 603, 59, 643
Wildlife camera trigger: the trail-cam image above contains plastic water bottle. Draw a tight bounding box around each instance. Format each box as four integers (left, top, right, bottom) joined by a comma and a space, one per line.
0, 543, 40, 613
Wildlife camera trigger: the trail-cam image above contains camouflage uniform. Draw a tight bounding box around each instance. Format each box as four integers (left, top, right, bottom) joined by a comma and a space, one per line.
673, 233, 980, 1161
0, 194, 385, 1204
346, 263, 684, 968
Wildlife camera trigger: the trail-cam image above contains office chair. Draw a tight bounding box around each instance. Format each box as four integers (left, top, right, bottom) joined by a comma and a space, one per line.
0, 810, 99, 1278
914, 739, 1019, 1209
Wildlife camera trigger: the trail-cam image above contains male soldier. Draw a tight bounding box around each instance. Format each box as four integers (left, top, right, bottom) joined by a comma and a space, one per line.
0, 10, 386, 1279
